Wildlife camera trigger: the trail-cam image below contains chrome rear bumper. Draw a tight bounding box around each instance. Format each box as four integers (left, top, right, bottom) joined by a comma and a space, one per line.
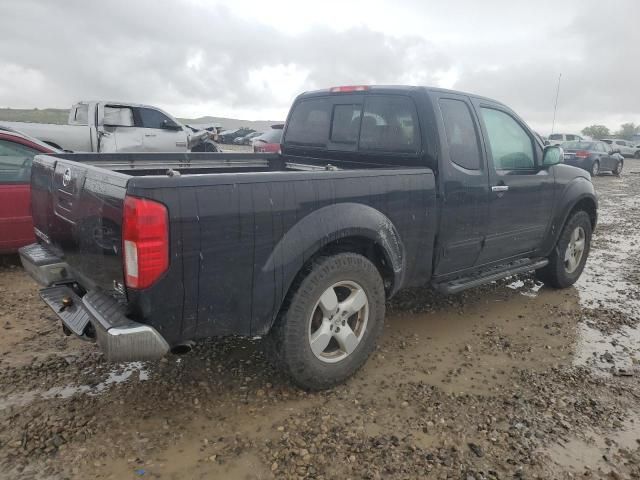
19, 243, 169, 362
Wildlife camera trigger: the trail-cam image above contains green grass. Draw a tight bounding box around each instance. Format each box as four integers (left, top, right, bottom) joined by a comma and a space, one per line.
0, 108, 70, 124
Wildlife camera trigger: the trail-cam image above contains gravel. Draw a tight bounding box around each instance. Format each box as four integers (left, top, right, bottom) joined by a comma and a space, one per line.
1, 161, 640, 479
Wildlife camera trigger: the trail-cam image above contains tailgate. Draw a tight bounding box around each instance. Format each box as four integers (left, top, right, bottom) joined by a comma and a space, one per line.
31, 154, 129, 292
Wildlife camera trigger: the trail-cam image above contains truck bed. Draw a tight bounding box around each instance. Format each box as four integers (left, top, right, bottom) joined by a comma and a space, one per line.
47, 151, 422, 175
29, 151, 436, 346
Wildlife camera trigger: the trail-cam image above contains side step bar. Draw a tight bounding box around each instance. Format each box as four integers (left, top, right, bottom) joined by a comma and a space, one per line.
433, 258, 549, 295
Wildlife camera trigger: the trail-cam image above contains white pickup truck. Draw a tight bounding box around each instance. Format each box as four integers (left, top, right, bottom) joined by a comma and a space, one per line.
1, 101, 215, 153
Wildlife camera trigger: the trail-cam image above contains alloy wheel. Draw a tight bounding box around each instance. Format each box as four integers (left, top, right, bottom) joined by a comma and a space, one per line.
308, 281, 369, 363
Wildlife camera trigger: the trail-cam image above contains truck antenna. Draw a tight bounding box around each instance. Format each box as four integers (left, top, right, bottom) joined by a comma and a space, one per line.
551, 73, 562, 135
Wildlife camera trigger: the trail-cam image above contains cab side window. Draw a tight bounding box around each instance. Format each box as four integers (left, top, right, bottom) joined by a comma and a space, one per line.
104, 106, 135, 127
439, 99, 482, 170
0, 140, 39, 183
138, 108, 174, 129
480, 108, 534, 170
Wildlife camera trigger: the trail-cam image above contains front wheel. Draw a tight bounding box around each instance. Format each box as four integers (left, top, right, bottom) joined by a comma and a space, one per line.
613, 159, 623, 176
264, 253, 385, 390
590, 160, 600, 177
535, 211, 592, 288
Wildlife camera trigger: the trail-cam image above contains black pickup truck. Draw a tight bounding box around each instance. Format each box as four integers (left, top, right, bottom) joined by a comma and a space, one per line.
20, 85, 597, 389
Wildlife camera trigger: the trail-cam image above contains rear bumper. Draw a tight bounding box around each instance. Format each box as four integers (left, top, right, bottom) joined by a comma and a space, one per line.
19, 243, 169, 362
562, 157, 590, 170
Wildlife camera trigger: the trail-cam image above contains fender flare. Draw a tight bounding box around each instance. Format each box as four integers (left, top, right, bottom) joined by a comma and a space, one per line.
541, 177, 597, 256
253, 203, 405, 334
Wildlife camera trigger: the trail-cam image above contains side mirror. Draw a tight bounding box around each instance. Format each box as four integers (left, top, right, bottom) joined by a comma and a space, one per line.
543, 145, 563, 166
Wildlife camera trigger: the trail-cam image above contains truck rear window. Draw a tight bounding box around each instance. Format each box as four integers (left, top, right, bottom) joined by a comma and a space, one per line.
359, 96, 420, 153
285, 99, 331, 146
330, 104, 361, 143
286, 95, 420, 154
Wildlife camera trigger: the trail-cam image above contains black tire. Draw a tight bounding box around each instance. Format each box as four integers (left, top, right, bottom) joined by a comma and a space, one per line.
535, 211, 592, 288
590, 160, 600, 177
264, 253, 385, 390
635, 151, 640, 159
613, 159, 623, 176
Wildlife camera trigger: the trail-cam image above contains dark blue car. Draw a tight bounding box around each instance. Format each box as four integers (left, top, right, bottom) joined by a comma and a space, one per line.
562, 140, 623, 176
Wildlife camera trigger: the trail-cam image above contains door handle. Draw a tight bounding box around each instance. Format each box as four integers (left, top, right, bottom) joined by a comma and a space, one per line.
144, 133, 157, 137
491, 185, 509, 192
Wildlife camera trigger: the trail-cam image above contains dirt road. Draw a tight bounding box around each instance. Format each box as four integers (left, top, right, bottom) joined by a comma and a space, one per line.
1, 160, 640, 479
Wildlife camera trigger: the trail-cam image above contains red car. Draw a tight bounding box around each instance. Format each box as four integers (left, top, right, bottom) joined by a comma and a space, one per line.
252, 125, 283, 153
0, 126, 59, 253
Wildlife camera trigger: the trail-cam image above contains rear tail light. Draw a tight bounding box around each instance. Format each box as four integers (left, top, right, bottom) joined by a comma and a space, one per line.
329, 85, 369, 93
575, 150, 590, 159
122, 196, 169, 289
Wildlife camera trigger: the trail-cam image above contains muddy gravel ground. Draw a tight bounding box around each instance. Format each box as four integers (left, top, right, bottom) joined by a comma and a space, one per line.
2, 161, 640, 480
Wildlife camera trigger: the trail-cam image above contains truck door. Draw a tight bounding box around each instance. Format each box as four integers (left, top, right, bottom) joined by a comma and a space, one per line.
100, 105, 144, 152
432, 94, 490, 275
136, 107, 188, 152
472, 101, 554, 265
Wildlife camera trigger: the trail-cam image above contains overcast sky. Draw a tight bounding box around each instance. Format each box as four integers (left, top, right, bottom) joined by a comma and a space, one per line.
1, 0, 638, 133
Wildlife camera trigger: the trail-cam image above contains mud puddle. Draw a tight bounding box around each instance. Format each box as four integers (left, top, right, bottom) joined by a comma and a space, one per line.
546, 413, 640, 477
0, 362, 149, 411
574, 322, 640, 375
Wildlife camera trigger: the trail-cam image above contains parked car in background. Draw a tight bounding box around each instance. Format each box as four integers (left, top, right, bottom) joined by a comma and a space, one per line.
548, 133, 583, 146
562, 140, 623, 176
218, 128, 256, 144
602, 139, 640, 158
0, 126, 59, 253
535, 132, 549, 145
234, 131, 263, 145
1, 101, 210, 153
252, 125, 284, 153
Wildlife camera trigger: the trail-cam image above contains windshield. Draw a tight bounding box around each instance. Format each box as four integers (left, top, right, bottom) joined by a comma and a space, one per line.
563, 141, 594, 150
549, 134, 563, 140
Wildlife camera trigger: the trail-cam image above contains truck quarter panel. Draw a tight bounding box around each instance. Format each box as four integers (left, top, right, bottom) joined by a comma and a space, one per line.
193, 182, 255, 337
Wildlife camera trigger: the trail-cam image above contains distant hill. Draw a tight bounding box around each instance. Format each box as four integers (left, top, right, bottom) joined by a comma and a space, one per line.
178, 116, 284, 133
0, 107, 283, 133
0, 107, 69, 124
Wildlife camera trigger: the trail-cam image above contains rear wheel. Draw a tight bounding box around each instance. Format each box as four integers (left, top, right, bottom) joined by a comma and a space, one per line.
590, 160, 600, 177
264, 253, 385, 390
535, 211, 592, 288
613, 159, 623, 176
635, 151, 640, 159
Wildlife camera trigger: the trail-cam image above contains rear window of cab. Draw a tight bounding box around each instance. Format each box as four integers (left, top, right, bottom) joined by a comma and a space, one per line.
285, 95, 420, 154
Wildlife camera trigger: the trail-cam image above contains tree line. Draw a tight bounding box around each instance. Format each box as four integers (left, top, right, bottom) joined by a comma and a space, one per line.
581, 123, 640, 140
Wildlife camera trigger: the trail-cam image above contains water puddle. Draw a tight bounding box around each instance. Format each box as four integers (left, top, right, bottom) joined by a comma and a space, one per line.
546, 413, 640, 475
576, 183, 640, 318
0, 361, 149, 411
575, 232, 640, 317
573, 323, 640, 375
506, 278, 544, 298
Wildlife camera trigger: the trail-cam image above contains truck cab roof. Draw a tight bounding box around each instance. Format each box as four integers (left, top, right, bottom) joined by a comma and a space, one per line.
296, 85, 508, 108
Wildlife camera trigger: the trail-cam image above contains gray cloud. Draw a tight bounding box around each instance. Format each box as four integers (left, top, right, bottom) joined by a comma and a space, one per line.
0, 0, 637, 131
